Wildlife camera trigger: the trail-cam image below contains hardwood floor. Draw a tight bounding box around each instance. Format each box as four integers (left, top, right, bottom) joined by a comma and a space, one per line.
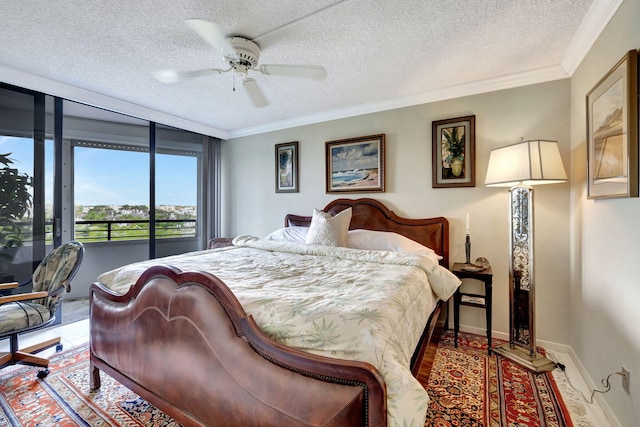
416, 326, 443, 386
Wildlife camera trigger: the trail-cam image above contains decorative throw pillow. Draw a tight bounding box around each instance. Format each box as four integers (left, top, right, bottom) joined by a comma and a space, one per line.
305, 208, 352, 247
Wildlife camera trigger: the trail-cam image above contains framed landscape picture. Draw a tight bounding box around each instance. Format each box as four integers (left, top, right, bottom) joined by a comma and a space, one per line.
325, 134, 385, 193
432, 115, 476, 188
275, 141, 298, 193
586, 50, 638, 199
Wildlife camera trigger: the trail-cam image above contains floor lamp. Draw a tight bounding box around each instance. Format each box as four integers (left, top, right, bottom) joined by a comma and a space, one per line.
484, 139, 567, 372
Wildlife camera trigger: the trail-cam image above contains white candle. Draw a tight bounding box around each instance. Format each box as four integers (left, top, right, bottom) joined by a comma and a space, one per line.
465, 212, 470, 235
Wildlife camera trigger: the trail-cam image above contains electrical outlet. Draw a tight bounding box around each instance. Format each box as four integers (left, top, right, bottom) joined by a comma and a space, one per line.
621, 366, 630, 393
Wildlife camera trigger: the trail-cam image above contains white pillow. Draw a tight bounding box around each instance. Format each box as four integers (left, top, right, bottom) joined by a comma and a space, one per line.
305, 208, 352, 247
347, 229, 443, 261
264, 221, 442, 263
265, 226, 309, 243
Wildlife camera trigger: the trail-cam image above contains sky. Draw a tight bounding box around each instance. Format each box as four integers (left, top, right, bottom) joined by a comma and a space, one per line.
330, 141, 379, 172
0, 136, 197, 206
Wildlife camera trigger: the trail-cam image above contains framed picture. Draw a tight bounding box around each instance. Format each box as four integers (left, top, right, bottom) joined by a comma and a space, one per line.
325, 134, 385, 193
586, 50, 638, 199
432, 115, 476, 188
275, 141, 298, 193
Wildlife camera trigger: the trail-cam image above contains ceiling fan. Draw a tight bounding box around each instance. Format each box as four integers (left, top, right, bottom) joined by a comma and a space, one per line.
153, 19, 327, 107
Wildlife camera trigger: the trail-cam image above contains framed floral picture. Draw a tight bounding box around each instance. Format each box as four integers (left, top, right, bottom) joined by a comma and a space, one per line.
432, 115, 476, 188
325, 134, 385, 193
586, 50, 638, 199
275, 141, 298, 193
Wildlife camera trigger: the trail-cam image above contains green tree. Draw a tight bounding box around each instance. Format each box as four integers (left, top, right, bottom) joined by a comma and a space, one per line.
155, 208, 172, 220
84, 205, 116, 221
119, 204, 148, 218
0, 153, 32, 277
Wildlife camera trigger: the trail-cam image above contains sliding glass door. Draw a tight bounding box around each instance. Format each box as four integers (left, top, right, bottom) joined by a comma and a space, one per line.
0, 85, 52, 286
65, 101, 206, 259
1, 82, 219, 301
154, 124, 203, 257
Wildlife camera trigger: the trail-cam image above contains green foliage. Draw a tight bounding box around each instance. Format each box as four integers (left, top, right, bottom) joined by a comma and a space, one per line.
119, 204, 149, 219
443, 126, 465, 163
0, 153, 32, 253
155, 208, 171, 220
84, 205, 116, 220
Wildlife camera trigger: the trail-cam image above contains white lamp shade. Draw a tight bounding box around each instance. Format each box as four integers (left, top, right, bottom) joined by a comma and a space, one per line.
484, 139, 568, 187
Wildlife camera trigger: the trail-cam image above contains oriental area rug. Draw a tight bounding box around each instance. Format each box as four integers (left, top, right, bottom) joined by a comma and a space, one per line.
423, 330, 573, 427
0, 333, 573, 427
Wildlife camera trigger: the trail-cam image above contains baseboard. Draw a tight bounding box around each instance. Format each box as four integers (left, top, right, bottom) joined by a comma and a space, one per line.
560, 346, 622, 427
453, 323, 508, 341
453, 323, 621, 427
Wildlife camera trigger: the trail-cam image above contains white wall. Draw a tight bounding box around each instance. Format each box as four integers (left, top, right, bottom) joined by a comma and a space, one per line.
570, 0, 640, 425
222, 79, 572, 347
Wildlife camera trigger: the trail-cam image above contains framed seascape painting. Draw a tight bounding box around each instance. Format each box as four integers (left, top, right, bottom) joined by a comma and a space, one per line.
275, 141, 299, 193
325, 134, 385, 193
586, 50, 638, 199
432, 115, 476, 188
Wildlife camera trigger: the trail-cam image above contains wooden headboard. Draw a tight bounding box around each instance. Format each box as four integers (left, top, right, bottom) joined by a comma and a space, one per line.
285, 198, 449, 268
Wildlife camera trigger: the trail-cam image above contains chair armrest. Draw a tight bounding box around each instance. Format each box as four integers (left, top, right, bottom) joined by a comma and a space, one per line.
0, 291, 49, 304
0, 282, 19, 291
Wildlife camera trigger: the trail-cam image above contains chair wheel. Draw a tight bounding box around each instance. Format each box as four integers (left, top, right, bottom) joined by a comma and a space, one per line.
55, 343, 63, 352
37, 368, 50, 379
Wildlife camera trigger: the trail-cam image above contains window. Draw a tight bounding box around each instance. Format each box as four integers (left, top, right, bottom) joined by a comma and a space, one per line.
73, 144, 150, 242
0, 137, 54, 244
0, 86, 53, 283
65, 102, 205, 256
72, 145, 201, 243
155, 153, 198, 239
1, 86, 217, 288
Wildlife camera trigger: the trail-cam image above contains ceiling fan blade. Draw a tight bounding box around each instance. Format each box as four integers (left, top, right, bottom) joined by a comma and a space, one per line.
153, 68, 223, 84
185, 19, 233, 56
243, 78, 269, 108
260, 64, 327, 80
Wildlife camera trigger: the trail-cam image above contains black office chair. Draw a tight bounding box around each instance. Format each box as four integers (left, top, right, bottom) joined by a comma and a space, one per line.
0, 241, 84, 378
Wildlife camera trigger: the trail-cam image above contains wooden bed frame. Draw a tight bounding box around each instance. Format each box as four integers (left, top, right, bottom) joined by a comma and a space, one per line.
89, 198, 449, 427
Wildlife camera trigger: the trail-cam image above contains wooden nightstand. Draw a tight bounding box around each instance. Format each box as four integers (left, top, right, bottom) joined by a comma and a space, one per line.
451, 262, 493, 355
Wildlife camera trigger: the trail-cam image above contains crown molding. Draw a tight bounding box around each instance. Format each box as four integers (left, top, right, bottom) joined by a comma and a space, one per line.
228, 65, 569, 139
561, 0, 623, 74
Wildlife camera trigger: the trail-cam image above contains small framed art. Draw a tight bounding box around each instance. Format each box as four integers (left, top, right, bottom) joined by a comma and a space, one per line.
275, 141, 299, 193
325, 134, 385, 193
586, 50, 638, 199
432, 115, 476, 188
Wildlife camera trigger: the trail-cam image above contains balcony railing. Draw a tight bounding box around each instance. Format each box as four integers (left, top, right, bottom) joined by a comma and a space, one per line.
13, 219, 197, 243
74, 219, 197, 242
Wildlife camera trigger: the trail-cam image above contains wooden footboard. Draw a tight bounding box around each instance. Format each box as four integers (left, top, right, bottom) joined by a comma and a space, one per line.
89, 265, 387, 427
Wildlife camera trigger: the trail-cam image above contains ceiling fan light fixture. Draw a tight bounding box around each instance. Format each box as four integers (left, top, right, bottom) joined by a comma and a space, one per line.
152, 19, 326, 108
231, 63, 250, 75
224, 37, 260, 68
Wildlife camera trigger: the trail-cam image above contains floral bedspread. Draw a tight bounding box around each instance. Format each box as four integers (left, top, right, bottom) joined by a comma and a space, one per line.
98, 236, 461, 426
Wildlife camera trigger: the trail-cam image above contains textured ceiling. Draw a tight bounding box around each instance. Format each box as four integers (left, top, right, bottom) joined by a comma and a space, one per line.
0, 0, 621, 139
